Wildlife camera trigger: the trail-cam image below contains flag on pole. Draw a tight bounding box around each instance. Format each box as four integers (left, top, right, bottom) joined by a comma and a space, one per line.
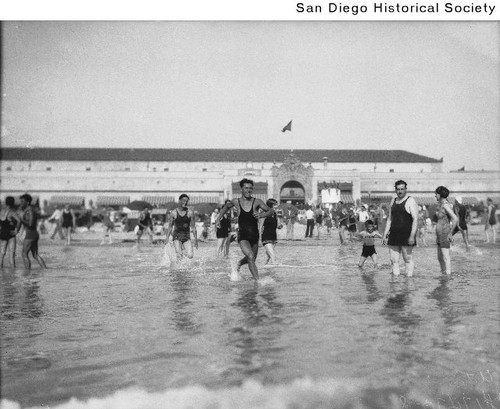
281, 120, 292, 132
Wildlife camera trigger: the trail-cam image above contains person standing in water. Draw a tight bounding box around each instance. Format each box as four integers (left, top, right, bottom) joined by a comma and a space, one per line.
0, 196, 22, 267
484, 197, 497, 244
165, 194, 198, 260
261, 198, 281, 265
434, 186, 459, 275
19, 193, 47, 270
383, 180, 418, 277
355, 220, 383, 268
61, 204, 76, 246
215, 178, 273, 281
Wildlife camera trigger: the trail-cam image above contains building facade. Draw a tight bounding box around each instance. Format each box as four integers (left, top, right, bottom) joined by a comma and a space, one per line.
1, 148, 499, 209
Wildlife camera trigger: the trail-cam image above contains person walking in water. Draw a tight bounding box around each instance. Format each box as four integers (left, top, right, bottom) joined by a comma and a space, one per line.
216, 200, 233, 258
48, 205, 65, 240
61, 204, 76, 246
215, 178, 273, 281
0, 196, 22, 267
383, 180, 418, 277
19, 193, 47, 270
101, 208, 114, 245
165, 194, 198, 260
452, 196, 470, 251
261, 198, 281, 265
433, 186, 459, 275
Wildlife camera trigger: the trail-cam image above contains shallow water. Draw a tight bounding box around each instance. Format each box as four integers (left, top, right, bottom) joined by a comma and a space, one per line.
1, 237, 499, 409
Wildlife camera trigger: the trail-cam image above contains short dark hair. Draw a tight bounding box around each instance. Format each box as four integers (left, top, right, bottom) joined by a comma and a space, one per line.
179, 194, 189, 201
5, 196, 15, 207
365, 220, 374, 226
435, 186, 449, 198
394, 180, 407, 189
20, 193, 32, 204
266, 198, 278, 207
239, 178, 254, 188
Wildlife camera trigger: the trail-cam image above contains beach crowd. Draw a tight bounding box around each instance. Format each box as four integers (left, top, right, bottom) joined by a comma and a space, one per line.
1, 180, 498, 281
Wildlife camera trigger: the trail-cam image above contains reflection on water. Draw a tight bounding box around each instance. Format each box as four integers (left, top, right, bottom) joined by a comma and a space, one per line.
225, 285, 284, 382
1, 241, 499, 408
169, 271, 200, 333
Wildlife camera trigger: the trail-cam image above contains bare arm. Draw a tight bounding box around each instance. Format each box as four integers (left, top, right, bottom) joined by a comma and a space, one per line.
11, 211, 22, 234
164, 211, 176, 240
444, 203, 459, 236
189, 209, 198, 247
382, 200, 394, 244
407, 197, 419, 245
215, 200, 236, 227
253, 199, 272, 219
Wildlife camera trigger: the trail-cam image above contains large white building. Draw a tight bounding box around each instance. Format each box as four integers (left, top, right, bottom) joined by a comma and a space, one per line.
1, 148, 499, 209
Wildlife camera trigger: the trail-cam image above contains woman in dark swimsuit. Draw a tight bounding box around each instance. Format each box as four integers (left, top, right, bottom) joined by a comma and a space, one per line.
165, 194, 198, 260
0, 196, 21, 267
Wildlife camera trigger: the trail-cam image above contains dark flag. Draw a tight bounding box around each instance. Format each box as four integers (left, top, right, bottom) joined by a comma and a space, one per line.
281, 120, 292, 132
458, 166, 465, 171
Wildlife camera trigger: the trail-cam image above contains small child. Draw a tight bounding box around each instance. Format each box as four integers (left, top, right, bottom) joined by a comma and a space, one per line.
355, 220, 383, 268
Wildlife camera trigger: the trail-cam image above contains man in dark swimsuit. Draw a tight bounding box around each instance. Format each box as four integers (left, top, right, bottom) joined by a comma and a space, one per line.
382, 180, 418, 277
19, 193, 47, 270
165, 194, 198, 259
215, 178, 272, 281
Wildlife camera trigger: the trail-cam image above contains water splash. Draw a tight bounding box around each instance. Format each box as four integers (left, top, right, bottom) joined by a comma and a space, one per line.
229, 257, 243, 281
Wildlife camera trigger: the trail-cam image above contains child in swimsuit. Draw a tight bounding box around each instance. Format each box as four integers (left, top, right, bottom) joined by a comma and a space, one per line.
355, 220, 383, 268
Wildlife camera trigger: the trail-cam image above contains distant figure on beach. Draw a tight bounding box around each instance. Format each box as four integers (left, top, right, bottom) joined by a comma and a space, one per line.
416, 206, 427, 247
383, 180, 418, 277
356, 205, 370, 233
215, 178, 272, 281
434, 186, 459, 275
101, 208, 114, 245
136, 208, 153, 244
261, 198, 281, 265
336, 201, 349, 245
355, 220, 383, 268
452, 196, 470, 251
210, 208, 219, 240
19, 193, 47, 270
48, 205, 65, 241
61, 204, 76, 246
0, 196, 22, 267
314, 205, 323, 239
484, 197, 497, 243
216, 201, 233, 258
283, 201, 298, 240
305, 205, 315, 238
165, 194, 198, 260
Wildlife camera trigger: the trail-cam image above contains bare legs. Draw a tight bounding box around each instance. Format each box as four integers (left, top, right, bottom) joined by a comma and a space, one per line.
237, 240, 259, 280
437, 246, 451, 275
173, 240, 194, 260
264, 242, 277, 265
22, 239, 47, 270
388, 245, 414, 277
0, 238, 17, 267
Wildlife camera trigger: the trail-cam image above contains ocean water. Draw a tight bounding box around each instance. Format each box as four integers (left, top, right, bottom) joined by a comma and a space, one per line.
1, 236, 499, 409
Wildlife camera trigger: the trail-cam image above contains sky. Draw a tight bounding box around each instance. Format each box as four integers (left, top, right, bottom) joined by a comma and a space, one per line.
1, 20, 499, 171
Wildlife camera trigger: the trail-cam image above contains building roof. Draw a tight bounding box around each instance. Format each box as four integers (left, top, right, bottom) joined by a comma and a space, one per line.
0, 147, 441, 163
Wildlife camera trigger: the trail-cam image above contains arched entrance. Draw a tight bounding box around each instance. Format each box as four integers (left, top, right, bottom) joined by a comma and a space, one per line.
280, 180, 305, 204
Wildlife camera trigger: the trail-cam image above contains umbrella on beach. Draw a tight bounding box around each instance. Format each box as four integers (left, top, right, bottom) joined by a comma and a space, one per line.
127, 200, 153, 211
